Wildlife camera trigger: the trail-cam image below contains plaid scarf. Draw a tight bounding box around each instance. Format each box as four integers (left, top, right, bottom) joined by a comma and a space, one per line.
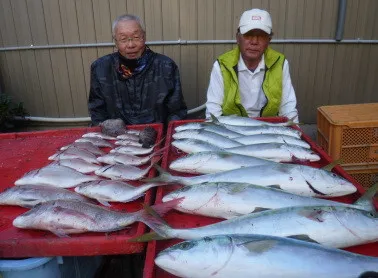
117, 47, 153, 79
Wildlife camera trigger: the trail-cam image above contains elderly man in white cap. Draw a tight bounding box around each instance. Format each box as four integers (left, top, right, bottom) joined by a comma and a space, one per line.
206, 8, 298, 122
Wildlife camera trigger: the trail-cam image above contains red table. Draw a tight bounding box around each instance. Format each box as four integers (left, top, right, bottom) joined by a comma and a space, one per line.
0, 124, 163, 257
143, 118, 378, 278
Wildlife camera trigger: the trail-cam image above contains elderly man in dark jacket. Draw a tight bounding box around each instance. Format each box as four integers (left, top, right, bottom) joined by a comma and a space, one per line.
88, 14, 187, 126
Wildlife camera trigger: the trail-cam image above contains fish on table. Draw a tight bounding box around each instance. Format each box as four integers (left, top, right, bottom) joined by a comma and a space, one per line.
49, 147, 100, 164
169, 151, 274, 174
172, 129, 242, 149
155, 234, 378, 278
12, 199, 180, 237
162, 182, 377, 219
15, 164, 100, 188
136, 205, 378, 249
0, 184, 92, 208
82, 132, 117, 140
74, 180, 167, 206
50, 158, 102, 174
94, 163, 156, 181
146, 164, 356, 197
60, 142, 105, 156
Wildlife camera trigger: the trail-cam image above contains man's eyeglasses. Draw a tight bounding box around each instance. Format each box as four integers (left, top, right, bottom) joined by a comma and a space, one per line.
115, 36, 144, 44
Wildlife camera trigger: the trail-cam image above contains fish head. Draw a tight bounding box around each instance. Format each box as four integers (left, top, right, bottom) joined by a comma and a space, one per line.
13, 202, 47, 228
155, 236, 233, 277
301, 167, 357, 197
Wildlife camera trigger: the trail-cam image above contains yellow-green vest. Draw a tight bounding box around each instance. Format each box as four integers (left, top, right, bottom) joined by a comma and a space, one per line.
218, 47, 284, 117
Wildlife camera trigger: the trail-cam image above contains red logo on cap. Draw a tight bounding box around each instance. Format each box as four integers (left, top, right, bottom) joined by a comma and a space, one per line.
252, 16, 261, 20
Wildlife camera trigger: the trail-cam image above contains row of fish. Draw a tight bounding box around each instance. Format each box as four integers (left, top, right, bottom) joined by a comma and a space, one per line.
144, 115, 378, 277
1, 126, 169, 237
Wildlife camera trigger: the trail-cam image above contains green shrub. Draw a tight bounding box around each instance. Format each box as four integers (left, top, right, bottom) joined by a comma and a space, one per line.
0, 94, 28, 132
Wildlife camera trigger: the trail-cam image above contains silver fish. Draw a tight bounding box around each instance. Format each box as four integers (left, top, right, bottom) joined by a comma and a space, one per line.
233, 134, 311, 149
155, 234, 378, 278
162, 182, 376, 219
141, 205, 378, 249
172, 130, 242, 148
171, 139, 224, 154
97, 151, 161, 166
82, 132, 116, 140
13, 199, 179, 237
110, 139, 162, 155
60, 142, 105, 156
221, 124, 302, 138
224, 143, 320, 162
15, 164, 100, 188
146, 164, 356, 197
211, 114, 295, 126
175, 122, 242, 139
74, 180, 165, 205
95, 163, 154, 180
169, 151, 273, 174
75, 137, 113, 148
51, 159, 101, 173
0, 184, 91, 208
115, 140, 143, 147
48, 147, 100, 164
116, 133, 140, 141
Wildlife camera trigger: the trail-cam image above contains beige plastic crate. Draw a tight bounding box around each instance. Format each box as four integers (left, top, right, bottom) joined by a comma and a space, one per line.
317, 103, 378, 167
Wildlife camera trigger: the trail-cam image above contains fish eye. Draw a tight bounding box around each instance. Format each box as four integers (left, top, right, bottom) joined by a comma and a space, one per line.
180, 241, 195, 250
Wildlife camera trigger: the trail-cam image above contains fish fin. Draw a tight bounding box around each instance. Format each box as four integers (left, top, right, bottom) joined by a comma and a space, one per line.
267, 184, 282, 190
137, 198, 183, 237
252, 207, 270, 213
142, 165, 177, 183
287, 234, 320, 244
354, 182, 378, 212
298, 208, 326, 222
241, 240, 277, 254
97, 200, 111, 207
359, 272, 378, 278
147, 197, 184, 219
129, 231, 167, 242
209, 113, 221, 125
151, 155, 163, 165
322, 159, 343, 172
51, 229, 71, 238
151, 145, 169, 157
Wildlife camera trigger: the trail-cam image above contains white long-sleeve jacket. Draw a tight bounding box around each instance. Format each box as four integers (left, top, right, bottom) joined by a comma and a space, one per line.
205, 54, 299, 123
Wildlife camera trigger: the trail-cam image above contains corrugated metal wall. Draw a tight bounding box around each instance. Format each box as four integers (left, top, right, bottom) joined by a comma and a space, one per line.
0, 0, 377, 123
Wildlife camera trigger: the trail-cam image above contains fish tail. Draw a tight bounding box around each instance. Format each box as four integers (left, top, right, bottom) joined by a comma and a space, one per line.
209, 113, 221, 125
137, 199, 183, 238
128, 231, 167, 242
142, 164, 180, 183
321, 159, 343, 172
354, 182, 378, 212
153, 137, 166, 148
151, 145, 169, 157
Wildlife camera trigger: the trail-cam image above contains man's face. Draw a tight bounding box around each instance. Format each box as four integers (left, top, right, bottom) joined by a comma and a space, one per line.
114, 20, 146, 59
237, 29, 271, 68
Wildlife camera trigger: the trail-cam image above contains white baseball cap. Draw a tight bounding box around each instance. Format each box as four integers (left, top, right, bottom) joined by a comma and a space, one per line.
238, 8, 272, 35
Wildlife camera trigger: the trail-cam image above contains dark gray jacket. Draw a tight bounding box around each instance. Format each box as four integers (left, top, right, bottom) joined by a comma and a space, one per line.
88, 50, 187, 126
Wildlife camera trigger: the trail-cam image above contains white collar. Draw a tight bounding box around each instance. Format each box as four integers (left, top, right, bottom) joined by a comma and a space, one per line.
238, 53, 265, 72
